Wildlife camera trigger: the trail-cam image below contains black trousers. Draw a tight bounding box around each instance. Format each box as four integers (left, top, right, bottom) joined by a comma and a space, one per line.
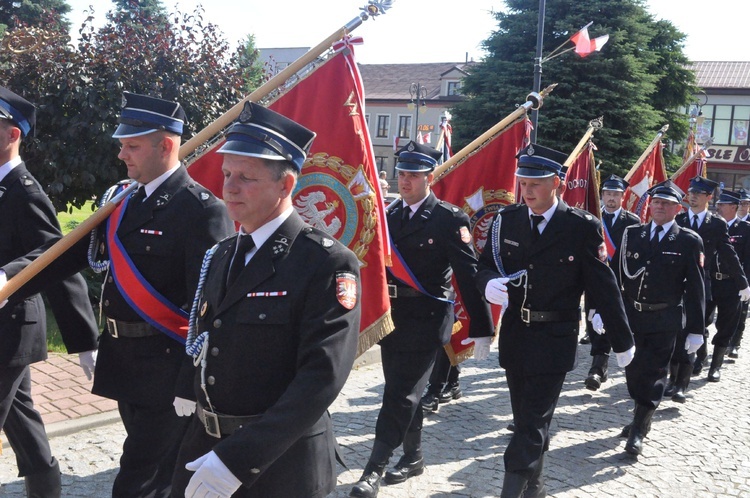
375, 346, 437, 450
503, 369, 566, 478
0, 365, 56, 477
113, 400, 190, 498
626, 306, 680, 408
426, 347, 459, 395
706, 280, 742, 347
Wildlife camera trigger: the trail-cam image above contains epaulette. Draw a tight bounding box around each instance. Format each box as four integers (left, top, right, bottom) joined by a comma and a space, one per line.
303, 226, 338, 251
436, 200, 462, 215
18, 174, 41, 193
568, 206, 597, 223
186, 182, 216, 204
497, 203, 524, 215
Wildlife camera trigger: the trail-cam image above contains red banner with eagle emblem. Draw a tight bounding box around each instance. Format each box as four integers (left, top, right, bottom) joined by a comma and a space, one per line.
187, 40, 393, 356
431, 116, 530, 364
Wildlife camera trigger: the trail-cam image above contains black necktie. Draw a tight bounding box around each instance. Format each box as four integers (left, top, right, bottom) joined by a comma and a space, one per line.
603, 212, 615, 229
691, 214, 699, 231
227, 235, 255, 287
530, 215, 544, 242
402, 206, 411, 227
651, 225, 663, 250
128, 187, 146, 210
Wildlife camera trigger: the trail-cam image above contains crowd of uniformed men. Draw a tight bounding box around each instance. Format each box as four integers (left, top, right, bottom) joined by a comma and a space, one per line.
0, 85, 746, 498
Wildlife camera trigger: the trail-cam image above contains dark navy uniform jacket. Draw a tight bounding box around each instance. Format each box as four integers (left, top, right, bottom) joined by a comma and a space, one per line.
382, 191, 493, 352
0, 163, 98, 367
475, 200, 633, 375
3, 165, 234, 405
180, 211, 360, 495
611, 222, 705, 337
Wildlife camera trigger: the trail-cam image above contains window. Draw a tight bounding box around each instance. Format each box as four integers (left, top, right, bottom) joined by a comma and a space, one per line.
447, 81, 462, 96
376, 115, 390, 138
397, 115, 412, 139
375, 156, 388, 171
695, 104, 750, 146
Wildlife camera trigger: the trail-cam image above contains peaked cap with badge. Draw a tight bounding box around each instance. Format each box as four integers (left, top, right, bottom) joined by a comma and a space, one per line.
716, 189, 741, 204
687, 175, 719, 195
602, 174, 629, 192
217, 101, 316, 172
112, 92, 186, 138
515, 143, 568, 179
739, 189, 750, 202
394, 140, 443, 173
0, 86, 36, 137
648, 179, 684, 203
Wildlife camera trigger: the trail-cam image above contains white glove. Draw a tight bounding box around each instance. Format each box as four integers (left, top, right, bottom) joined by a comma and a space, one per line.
739, 287, 750, 302
461, 336, 492, 361
616, 345, 635, 368
484, 277, 510, 306
185, 451, 242, 498
587, 310, 605, 335
685, 333, 704, 354
173, 396, 197, 417
78, 350, 97, 381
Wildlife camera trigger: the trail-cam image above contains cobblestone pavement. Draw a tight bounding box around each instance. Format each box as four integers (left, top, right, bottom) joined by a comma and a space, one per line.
1, 331, 748, 497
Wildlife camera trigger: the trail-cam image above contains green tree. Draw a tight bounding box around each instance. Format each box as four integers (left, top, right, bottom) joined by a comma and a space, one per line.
1, 0, 71, 36
0, 4, 252, 211
451, 0, 697, 177
237, 34, 265, 94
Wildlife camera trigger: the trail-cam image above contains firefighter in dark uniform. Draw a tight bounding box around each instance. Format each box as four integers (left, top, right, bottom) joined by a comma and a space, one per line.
0, 87, 99, 497
729, 188, 750, 358
473, 144, 634, 497
673, 176, 749, 396
170, 102, 360, 498
584, 174, 641, 391
611, 180, 705, 455
706, 189, 750, 380
2, 92, 234, 497
350, 141, 493, 498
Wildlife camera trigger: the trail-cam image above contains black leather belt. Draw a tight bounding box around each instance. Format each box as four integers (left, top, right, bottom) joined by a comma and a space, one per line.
520, 307, 580, 324
631, 300, 669, 312
106, 318, 159, 338
388, 284, 424, 298
713, 272, 732, 281
197, 403, 262, 438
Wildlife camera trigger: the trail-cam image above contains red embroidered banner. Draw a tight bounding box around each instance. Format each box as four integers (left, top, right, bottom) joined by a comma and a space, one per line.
622, 141, 667, 222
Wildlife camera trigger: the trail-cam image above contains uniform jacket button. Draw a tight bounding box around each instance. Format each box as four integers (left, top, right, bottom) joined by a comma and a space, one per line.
146, 246, 151, 251
207, 376, 215, 385
104, 300, 110, 306
213, 319, 222, 328
259, 313, 267, 320
211, 347, 219, 357
529, 264, 534, 270
107, 276, 113, 283
250, 468, 260, 474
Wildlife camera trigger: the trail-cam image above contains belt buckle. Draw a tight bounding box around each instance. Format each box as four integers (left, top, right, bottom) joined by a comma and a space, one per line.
203, 409, 221, 439
106, 318, 118, 338
388, 284, 397, 298
634, 301, 643, 312
716, 273, 724, 281
521, 307, 531, 324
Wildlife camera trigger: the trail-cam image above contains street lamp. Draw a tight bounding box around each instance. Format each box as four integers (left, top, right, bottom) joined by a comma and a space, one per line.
407, 82, 427, 140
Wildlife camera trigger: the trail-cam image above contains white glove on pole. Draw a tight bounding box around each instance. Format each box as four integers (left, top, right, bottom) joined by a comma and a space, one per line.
461, 336, 492, 361
484, 277, 510, 306
173, 397, 197, 417
185, 451, 242, 498
739, 287, 750, 302
588, 311, 605, 335
685, 333, 704, 354
615, 345, 635, 368
78, 350, 97, 381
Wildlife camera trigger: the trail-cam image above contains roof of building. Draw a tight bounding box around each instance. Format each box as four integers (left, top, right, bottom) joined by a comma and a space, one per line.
358, 62, 473, 100
692, 61, 750, 89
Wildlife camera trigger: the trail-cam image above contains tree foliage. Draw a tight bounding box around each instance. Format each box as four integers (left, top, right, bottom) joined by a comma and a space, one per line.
1, 0, 71, 36
451, 0, 697, 177
0, 3, 259, 211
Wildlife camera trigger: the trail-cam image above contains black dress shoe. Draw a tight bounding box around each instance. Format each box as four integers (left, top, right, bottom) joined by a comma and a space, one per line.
707, 368, 721, 382
671, 389, 686, 403
507, 423, 515, 432
584, 372, 606, 391
350, 472, 382, 497
692, 360, 703, 376
663, 382, 677, 398
438, 384, 462, 403
728, 346, 739, 359
579, 334, 590, 345
384, 456, 425, 484
420, 393, 439, 412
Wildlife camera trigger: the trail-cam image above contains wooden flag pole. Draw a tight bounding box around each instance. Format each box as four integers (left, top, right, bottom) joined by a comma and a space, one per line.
431, 84, 557, 183
179, 1, 393, 160
563, 117, 603, 168
669, 138, 714, 180
623, 124, 669, 182
0, 1, 395, 303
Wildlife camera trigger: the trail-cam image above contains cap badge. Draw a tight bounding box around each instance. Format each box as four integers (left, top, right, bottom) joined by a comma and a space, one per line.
527, 145, 535, 156
239, 104, 253, 123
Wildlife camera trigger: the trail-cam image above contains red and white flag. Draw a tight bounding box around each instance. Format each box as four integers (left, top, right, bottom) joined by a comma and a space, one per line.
622, 141, 667, 222
570, 22, 609, 58
561, 142, 601, 215
431, 116, 530, 364
187, 38, 393, 356
672, 129, 707, 193
393, 134, 400, 152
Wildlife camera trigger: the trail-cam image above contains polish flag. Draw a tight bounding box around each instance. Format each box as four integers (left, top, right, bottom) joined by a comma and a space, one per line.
570, 22, 609, 58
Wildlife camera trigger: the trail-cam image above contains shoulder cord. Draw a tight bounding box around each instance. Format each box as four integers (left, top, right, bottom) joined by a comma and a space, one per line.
489, 212, 529, 309
87, 184, 119, 273
618, 228, 646, 296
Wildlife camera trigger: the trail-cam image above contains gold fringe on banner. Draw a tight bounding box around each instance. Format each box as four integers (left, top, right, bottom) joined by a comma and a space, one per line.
356, 311, 394, 358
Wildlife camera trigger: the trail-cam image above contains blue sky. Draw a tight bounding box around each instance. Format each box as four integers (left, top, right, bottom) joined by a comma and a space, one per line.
63, 0, 744, 64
